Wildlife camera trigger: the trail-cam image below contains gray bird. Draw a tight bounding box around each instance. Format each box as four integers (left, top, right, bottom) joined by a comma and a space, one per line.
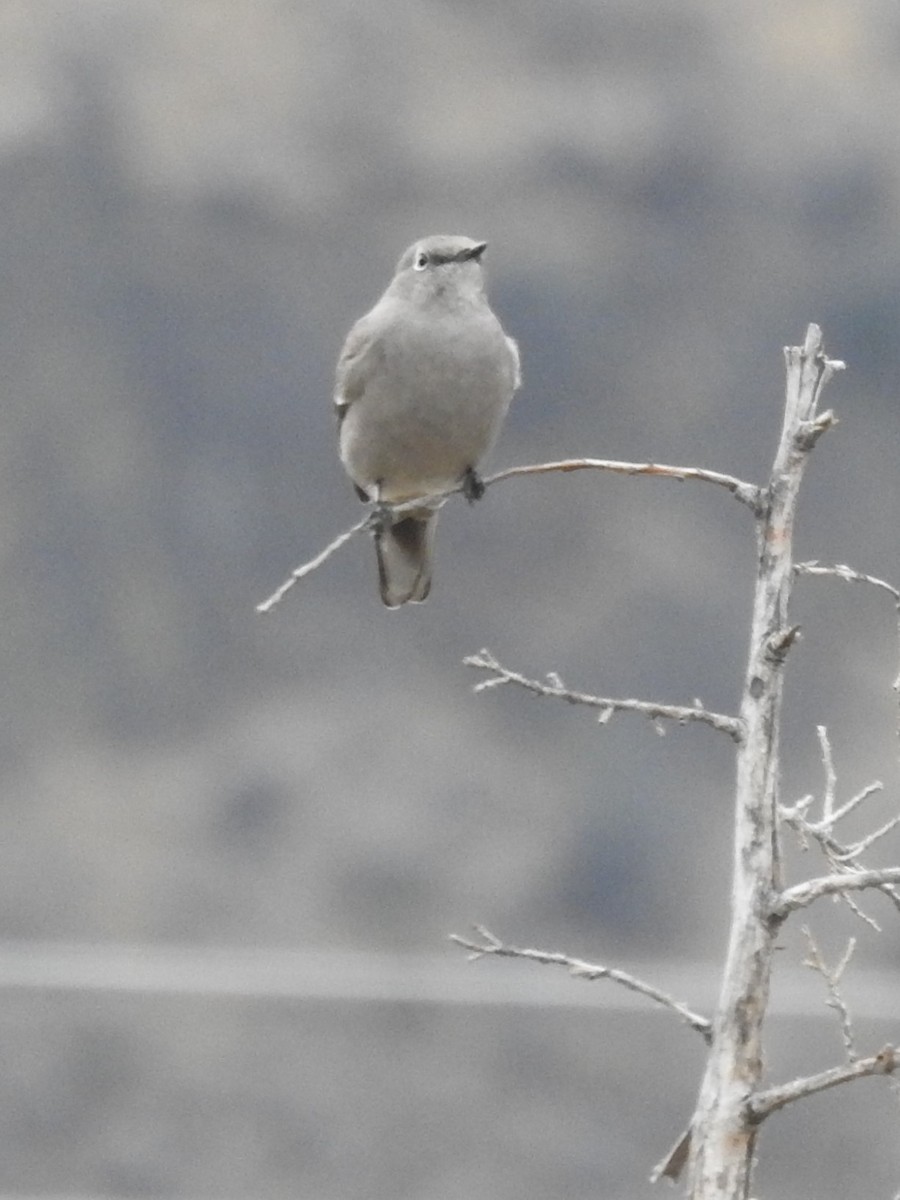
335, 234, 520, 607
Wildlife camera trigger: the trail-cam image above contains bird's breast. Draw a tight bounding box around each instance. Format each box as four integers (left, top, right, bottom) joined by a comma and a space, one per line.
339, 309, 515, 501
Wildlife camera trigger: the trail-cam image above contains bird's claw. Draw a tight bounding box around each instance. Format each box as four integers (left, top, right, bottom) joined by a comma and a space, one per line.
462, 468, 486, 504
365, 500, 395, 535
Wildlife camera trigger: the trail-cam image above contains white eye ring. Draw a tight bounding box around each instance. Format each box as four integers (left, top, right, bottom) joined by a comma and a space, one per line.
413, 251, 429, 271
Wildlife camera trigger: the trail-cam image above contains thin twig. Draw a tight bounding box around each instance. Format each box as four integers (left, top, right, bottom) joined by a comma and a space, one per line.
833, 814, 900, 861
748, 1046, 896, 1122
256, 514, 373, 613
779, 726, 900, 925
795, 561, 900, 603
463, 649, 743, 742
449, 926, 712, 1042
802, 782, 883, 835
795, 561, 900, 695
802, 927, 858, 1062
818, 724, 838, 824
772, 868, 900, 920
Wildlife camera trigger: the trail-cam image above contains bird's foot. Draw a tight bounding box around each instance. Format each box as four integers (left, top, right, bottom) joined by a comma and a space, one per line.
366, 501, 396, 536
462, 467, 486, 504
364, 484, 396, 535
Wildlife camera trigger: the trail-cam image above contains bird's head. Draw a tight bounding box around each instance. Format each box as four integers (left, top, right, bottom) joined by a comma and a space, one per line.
391, 234, 488, 302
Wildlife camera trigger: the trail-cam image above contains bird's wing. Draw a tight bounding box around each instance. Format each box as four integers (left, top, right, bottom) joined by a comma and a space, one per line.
506, 335, 522, 392
333, 311, 386, 426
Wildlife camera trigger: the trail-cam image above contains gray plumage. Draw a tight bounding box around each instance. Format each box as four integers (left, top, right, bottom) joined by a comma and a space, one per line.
335, 234, 520, 607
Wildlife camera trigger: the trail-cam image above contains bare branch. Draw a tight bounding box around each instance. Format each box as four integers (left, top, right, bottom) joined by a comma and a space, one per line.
256, 514, 373, 613
802, 927, 858, 1062
780, 727, 900, 927
837, 893, 883, 935
818, 724, 838, 824
833, 813, 900, 861
772, 868, 900, 920
795, 561, 900, 694
255, 453, 762, 613
748, 1045, 896, 1123
449, 926, 712, 1042
482, 458, 762, 511
463, 649, 743, 742
785, 782, 884, 838
805, 786, 884, 836
795, 561, 900, 602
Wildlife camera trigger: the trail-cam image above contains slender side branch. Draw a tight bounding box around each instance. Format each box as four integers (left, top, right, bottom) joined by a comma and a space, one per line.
256, 514, 373, 613
780, 726, 900, 926
449, 926, 712, 1042
255, 456, 760, 613
795, 561, 900, 693
772, 867, 900, 919
464, 649, 743, 742
748, 1046, 897, 1122
795, 561, 900, 605
802, 927, 858, 1063
482, 458, 762, 512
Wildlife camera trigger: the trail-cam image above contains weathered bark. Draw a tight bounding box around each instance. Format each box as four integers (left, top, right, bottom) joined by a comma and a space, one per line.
686, 325, 839, 1197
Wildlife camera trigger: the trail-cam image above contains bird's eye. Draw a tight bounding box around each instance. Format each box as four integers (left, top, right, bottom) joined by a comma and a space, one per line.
413, 251, 429, 271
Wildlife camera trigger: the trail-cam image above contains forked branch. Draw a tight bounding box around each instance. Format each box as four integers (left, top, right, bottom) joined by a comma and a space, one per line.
802, 927, 858, 1062
780, 726, 900, 926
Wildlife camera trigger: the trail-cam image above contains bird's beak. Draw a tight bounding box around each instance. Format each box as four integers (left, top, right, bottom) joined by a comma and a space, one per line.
461, 242, 487, 262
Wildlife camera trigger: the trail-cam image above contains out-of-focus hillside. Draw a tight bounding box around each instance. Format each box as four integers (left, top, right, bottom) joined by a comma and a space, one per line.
1, 2, 899, 1197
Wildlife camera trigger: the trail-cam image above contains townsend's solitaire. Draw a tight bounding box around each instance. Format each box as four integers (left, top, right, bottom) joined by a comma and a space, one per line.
335, 234, 520, 607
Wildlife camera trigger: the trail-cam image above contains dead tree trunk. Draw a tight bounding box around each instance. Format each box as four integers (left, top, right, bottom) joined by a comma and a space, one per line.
686, 325, 838, 1197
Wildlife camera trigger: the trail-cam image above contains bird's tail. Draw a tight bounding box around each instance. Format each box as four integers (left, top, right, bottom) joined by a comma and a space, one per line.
375, 511, 436, 607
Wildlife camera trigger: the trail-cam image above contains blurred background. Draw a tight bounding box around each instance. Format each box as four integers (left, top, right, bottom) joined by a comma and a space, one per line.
1, 1, 899, 1197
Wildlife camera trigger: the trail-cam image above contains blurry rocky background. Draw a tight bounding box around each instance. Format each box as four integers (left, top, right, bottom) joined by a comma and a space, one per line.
1, 1, 899, 1197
